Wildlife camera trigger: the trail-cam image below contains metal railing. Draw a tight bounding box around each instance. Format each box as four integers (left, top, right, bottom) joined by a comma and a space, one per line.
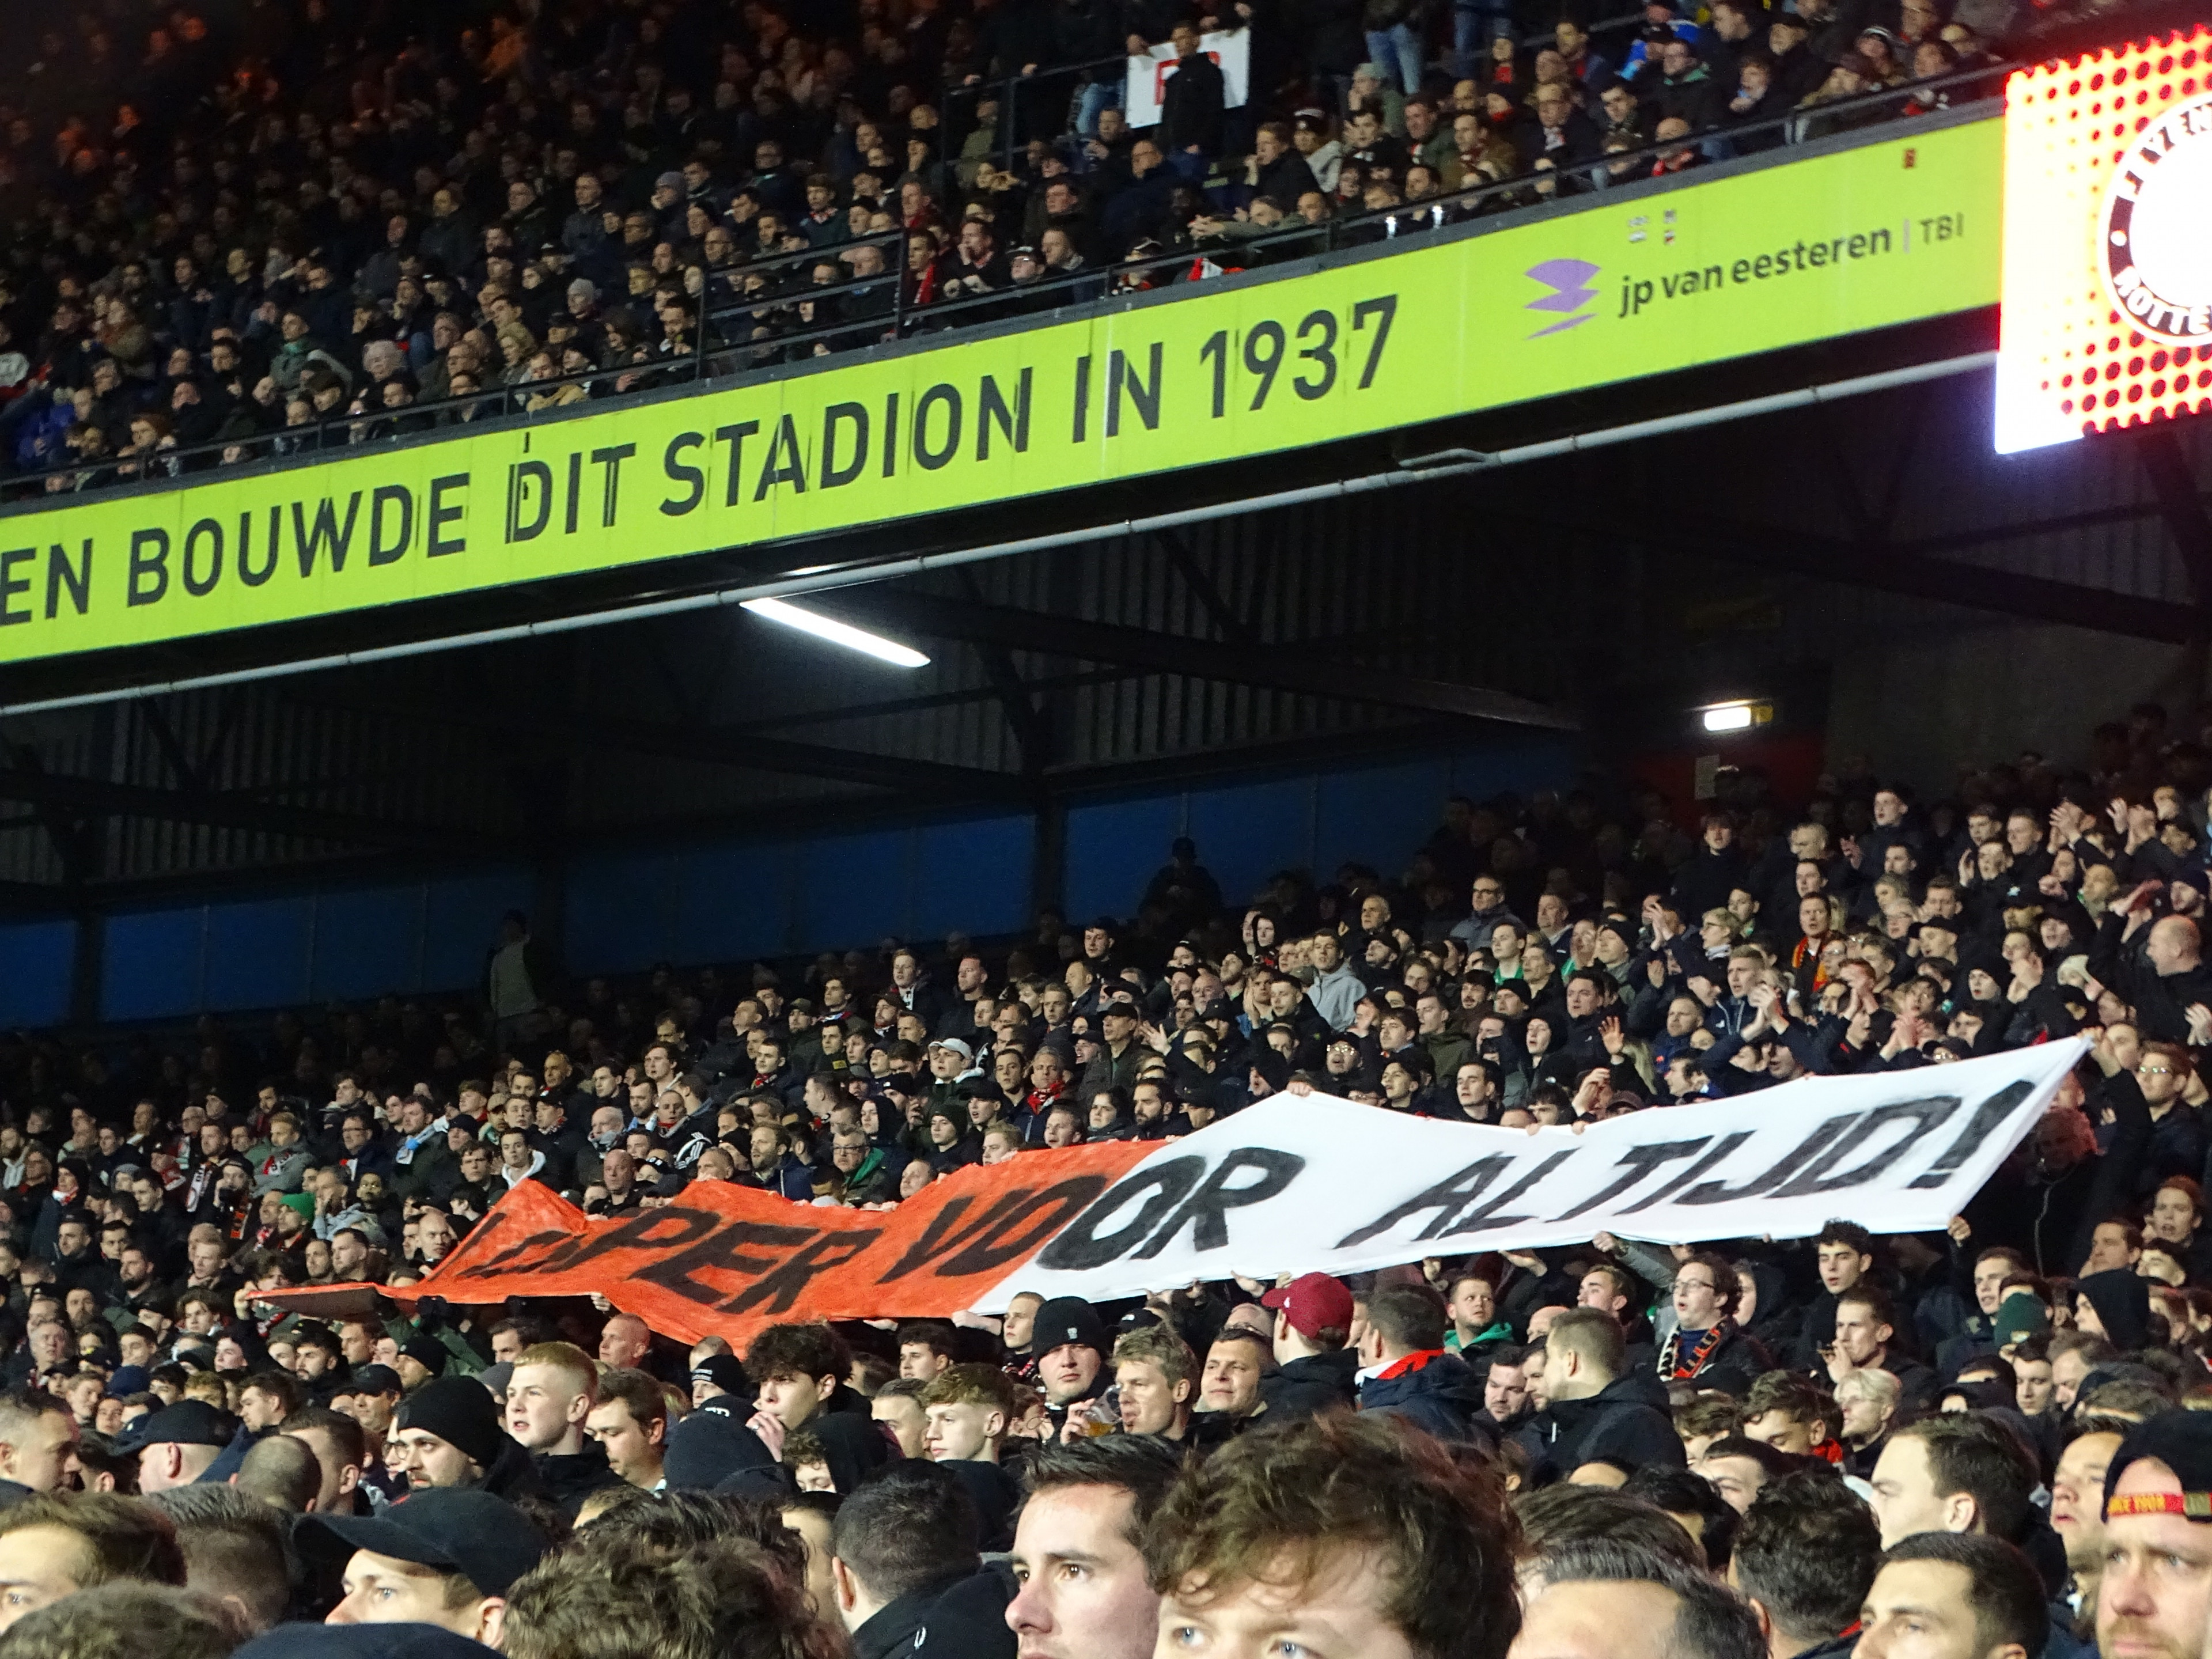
0, 63, 2006, 510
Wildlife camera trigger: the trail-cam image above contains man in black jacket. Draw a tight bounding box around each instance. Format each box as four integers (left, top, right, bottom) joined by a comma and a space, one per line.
830, 1461, 1016, 1659
1258, 1273, 1359, 1421
0, 1391, 78, 1508
506, 1342, 621, 1518
1825, 1288, 1938, 1414
2091, 898, 2212, 1046
1674, 810, 1750, 926
1356, 1285, 1486, 1443
1156, 23, 1226, 159
1245, 121, 1319, 204
1787, 1220, 1878, 1370
1516, 1308, 1685, 1484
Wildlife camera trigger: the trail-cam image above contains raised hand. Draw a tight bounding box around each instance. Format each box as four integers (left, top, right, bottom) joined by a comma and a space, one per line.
748, 1410, 788, 1458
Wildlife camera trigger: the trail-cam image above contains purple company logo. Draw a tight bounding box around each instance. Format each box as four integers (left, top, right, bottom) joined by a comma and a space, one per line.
1524, 258, 1601, 337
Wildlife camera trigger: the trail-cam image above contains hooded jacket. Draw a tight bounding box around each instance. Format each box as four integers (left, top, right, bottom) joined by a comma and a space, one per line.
1358, 1350, 1484, 1442
852, 1563, 1017, 1659
1261, 1347, 1361, 1421
811, 1409, 895, 1495
2075, 1268, 2152, 1350
533, 1437, 622, 1518
1305, 961, 1368, 1031
476, 1435, 551, 1505
1515, 1374, 1686, 1483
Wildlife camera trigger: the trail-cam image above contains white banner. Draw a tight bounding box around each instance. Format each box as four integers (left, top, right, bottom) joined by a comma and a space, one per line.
981, 1041, 2083, 1310
1124, 29, 1252, 130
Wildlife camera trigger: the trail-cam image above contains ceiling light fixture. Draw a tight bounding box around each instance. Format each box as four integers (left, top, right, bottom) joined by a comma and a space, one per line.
740, 597, 930, 668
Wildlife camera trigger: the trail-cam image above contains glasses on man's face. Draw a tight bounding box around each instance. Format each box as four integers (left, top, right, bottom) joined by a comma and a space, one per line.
1675, 1277, 1717, 1294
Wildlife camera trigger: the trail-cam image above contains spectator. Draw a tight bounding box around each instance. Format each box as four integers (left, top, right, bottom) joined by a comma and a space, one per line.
315, 1488, 547, 1645
1517, 1539, 1768, 1659
1519, 1308, 1685, 1483
828, 1461, 1014, 1658
0, 1582, 239, 1659
505, 1343, 620, 1517
1728, 1473, 1884, 1659
1156, 24, 1228, 160
389, 1378, 547, 1503
1857, 1533, 2050, 1659
582, 1369, 669, 1492
141, 1484, 294, 1634
119, 1403, 236, 1495
1006, 1435, 1181, 1659
1356, 1284, 1483, 1441
1866, 1413, 2039, 1564
0, 1393, 81, 1505
0, 1493, 187, 1633
1146, 1413, 1518, 1659
1259, 1272, 1361, 1419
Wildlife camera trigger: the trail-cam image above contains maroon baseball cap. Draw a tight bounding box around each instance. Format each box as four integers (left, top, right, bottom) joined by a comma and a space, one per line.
1260, 1272, 1355, 1338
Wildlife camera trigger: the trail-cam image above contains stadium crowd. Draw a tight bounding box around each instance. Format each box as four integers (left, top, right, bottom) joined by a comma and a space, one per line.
0, 0, 2051, 497
0, 699, 2211, 1656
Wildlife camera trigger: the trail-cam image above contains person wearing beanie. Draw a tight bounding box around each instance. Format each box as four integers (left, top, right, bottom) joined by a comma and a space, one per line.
1030, 1298, 1107, 1432
393, 1378, 547, 1505
396, 1335, 448, 1393
2097, 1412, 2212, 1659
1990, 1290, 2050, 1354
923, 1099, 980, 1173
2073, 1270, 2152, 1352
690, 1354, 749, 1414
661, 1408, 779, 1496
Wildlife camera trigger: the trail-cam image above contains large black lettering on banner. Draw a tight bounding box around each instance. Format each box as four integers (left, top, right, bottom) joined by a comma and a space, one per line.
1039, 1149, 1306, 1271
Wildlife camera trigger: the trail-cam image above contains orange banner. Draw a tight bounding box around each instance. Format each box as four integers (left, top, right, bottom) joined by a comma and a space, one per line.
271, 1143, 1155, 1349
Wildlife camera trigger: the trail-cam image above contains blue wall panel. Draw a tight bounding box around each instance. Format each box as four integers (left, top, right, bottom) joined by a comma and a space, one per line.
1315, 756, 1451, 883
310, 885, 423, 1002
1450, 736, 1577, 802
203, 897, 313, 1012
912, 816, 1032, 941
1065, 795, 1181, 925
567, 853, 679, 979
422, 871, 533, 993
676, 843, 791, 965
1187, 778, 1313, 910
796, 831, 910, 952
102, 908, 206, 1022
0, 921, 75, 1028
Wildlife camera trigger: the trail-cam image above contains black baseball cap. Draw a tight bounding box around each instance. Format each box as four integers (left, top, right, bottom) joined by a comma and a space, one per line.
238, 1626, 497, 1659
350, 1363, 405, 1396
115, 1399, 237, 1454
310, 1490, 547, 1597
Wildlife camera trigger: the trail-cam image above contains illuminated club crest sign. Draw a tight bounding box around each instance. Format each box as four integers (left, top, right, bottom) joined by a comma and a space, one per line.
2100, 93, 2212, 346
1993, 25, 2212, 453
